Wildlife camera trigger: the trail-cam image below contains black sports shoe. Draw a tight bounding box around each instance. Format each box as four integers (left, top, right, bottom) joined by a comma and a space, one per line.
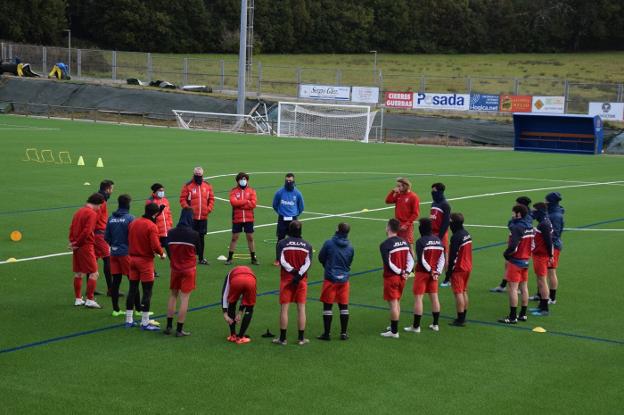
199, 259, 210, 265
517, 315, 528, 322
224, 259, 233, 265
175, 330, 191, 337
163, 327, 172, 335
449, 320, 466, 327
317, 334, 331, 341
498, 318, 518, 324
340, 333, 349, 341
251, 258, 259, 265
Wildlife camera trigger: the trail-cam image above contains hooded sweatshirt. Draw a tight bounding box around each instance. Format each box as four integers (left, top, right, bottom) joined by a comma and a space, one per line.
167, 209, 200, 273
104, 208, 135, 256
318, 232, 355, 283
547, 204, 565, 250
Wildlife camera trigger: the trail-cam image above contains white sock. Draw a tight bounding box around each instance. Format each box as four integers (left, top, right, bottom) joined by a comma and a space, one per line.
125, 309, 134, 324
141, 311, 150, 326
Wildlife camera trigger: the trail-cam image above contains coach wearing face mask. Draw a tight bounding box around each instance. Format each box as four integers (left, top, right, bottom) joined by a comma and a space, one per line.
272, 172, 305, 266
179, 167, 214, 265
226, 172, 258, 266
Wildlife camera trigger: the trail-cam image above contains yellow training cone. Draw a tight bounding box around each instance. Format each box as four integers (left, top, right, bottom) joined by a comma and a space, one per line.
362, 208, 369, 212
83, 182, 91, 186
6, 257, 17, 263
96, 158, 104, 168
77, 156, 85, 166
532, 327, 547, 333
10, 231, 22, 242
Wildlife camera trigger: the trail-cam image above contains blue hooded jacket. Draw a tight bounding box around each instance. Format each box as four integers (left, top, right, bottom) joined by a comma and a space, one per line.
547, 204, 565, 250
318, 232, 354, 283
104, 208, 134, 256
177, 208, 194, 228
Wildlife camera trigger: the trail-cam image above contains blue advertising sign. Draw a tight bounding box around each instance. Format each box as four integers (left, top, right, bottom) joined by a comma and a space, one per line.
470, 94, 500, 112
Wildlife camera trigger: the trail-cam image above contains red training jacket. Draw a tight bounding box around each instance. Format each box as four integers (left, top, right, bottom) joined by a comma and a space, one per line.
179, 180, 214, 220
128, 217, 163, 258
385, 190, 420, 224
69, 205, 98, 247
95, 199, 108, 231
229, 186, 257, 223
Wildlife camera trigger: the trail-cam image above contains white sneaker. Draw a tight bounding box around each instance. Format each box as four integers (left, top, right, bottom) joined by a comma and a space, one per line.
440, 281, 451, 288
380, 330, 399, 338
85, 299, 102, 309
74, 297, 85, 306
548, 299, 557, 305
404, 326, 421, 333
428, 324, 440, 332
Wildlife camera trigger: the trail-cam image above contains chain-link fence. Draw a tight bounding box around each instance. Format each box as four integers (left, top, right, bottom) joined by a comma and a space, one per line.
2, 41, 623, 114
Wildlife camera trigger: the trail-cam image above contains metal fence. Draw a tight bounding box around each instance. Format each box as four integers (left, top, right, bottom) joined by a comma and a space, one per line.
2, 41, 623, 115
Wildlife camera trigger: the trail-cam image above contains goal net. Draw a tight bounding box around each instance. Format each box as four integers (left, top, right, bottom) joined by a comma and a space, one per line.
277, 102, 377, 142
172, 110, 271, 134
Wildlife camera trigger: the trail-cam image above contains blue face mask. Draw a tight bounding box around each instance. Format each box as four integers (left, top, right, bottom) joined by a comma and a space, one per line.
285, 181, 295, 191
156, 191, 165, 198
238, 179, 247, 188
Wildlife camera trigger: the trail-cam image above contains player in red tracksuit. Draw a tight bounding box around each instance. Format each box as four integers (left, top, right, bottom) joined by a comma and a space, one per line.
405, 218, 445, 333
499, 204, 534, 324
69, 193, 105, 308
165, 208, 200, 337
379, 218, 414, 339
530, 202, 554, 317
273, 220, 313, 346
446, 213, 473, 327
147, 182, 173, 256
179, 166, 215, 265
126, 203, 166, 331
226, 172, 259, 265
385, 177, 420, 258
95, 180, 114, 296
221, 265, 258, 344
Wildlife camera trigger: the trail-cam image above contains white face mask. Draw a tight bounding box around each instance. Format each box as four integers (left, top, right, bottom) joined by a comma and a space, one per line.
238, 179, 248, 187
156, 191, 165, 198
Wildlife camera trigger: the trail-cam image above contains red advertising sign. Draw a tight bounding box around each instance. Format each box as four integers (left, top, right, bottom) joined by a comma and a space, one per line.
499, 95, 532, 113
385, 92, 413, 109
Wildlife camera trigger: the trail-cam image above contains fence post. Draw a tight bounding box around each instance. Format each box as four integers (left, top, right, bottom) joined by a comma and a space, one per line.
257, 61, 262, 96
183, 57, 188, 85
112, 51, 117, 81
147, 52, 152, 82
8, 43, 12, 60
336, 69, 341, 85
420, 75, 426, 93
466, 77, 472, 95
77, 49, 82, 78
514, 78, 520, 95
617, 84, 624, 103
563, 80, 570, 114
42, 47, 47, 74
378, 69, 383, 96
0, 42, 4, 61
220, 60, 225, 91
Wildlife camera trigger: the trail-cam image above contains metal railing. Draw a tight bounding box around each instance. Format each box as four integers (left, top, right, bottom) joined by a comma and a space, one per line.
2, 41, 623, 115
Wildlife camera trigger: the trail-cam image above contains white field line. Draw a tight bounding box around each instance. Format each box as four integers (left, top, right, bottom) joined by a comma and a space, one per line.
3, 179, 623, 266
204, 171, 624, 186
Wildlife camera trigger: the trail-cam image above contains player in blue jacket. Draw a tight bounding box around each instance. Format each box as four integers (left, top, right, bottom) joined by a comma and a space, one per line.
272, 172, 305, 265
104, 194, 138, 316
546, 192, 564, 304
317, 223, 355, 341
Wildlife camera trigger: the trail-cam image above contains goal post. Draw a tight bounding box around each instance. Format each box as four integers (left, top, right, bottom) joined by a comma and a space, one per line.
277, 102, 377, 142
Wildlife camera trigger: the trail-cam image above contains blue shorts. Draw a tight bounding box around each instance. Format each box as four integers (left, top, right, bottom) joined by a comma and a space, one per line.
232, 222, 254, 234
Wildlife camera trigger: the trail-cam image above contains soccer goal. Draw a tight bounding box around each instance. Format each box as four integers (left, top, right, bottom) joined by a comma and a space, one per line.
277, 102, 378, 142
172, 109, 272, 134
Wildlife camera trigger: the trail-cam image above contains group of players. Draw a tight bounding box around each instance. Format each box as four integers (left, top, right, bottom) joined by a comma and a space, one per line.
69, 170, 564, 344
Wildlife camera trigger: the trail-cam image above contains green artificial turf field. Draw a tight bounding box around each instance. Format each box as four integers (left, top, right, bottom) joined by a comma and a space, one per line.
1, 115, 623, 414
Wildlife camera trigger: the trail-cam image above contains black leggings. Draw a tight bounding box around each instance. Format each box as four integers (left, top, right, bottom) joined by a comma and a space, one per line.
126, 280, 153, 312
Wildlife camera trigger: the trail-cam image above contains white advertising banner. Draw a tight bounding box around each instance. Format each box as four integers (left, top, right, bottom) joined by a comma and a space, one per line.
532, 96, 565, 114
413, 93, 470, 111
588, 102, 624, 121
298, 84, 351, 101
351, 86, 379, 104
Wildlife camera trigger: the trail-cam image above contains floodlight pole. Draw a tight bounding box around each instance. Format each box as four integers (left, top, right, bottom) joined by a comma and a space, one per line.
236, 0, 248, 115
64, 29, 71, 76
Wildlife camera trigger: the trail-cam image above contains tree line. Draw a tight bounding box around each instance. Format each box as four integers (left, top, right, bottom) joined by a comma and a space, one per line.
2, 0, 623, 54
